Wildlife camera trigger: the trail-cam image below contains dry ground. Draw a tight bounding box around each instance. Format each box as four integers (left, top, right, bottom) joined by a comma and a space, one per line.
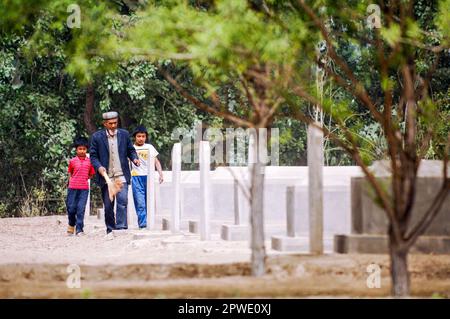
0, 215, 449, 298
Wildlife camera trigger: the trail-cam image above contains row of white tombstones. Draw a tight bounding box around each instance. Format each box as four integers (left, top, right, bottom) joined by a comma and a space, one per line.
85, 125, 324, 253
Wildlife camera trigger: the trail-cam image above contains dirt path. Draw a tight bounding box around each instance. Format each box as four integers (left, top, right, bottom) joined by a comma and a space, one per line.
0, 216, 449, 298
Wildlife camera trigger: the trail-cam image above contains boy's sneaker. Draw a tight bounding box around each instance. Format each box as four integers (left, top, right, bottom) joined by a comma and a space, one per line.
67, 225, 75, 236
76, 231, 85, 237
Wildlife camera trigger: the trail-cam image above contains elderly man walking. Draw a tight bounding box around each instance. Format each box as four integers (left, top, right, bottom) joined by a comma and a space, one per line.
90, 111, 140, 236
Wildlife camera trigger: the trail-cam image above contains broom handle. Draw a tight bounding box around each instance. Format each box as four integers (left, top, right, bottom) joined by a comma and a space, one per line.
100, 170, 116, 201
101, 170, 112, 184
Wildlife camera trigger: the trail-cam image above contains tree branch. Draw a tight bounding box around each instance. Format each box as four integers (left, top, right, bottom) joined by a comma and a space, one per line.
160, 69, 253, 128
404, 178, 449, 246
240, 76, 262, 119
404, 136, 450, 246
84, 83, 97, 135
296, 0, 384, 124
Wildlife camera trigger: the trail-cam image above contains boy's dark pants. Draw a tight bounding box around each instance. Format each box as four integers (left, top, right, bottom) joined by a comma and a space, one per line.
66, 189, 89, 234
101, 182, 129, 234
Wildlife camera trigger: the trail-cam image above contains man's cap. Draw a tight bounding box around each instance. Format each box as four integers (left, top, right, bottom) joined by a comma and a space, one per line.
73, 137, 89, 148
102, 111, 119, 120
133, 125, 148, 137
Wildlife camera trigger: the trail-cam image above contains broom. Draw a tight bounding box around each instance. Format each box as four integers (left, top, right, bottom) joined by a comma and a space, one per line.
100, 171, 124, 201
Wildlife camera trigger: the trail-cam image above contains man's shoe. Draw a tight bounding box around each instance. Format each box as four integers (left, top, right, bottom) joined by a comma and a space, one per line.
76, 231, 85, 237
67, 225, 75, 236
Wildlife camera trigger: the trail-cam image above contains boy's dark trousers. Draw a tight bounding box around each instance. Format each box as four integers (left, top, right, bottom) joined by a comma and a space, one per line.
101, 182, 129, 233
66, 188, 89, 234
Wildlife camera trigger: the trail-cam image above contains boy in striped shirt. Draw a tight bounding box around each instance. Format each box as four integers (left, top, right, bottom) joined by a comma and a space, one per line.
66, 137, 95, 236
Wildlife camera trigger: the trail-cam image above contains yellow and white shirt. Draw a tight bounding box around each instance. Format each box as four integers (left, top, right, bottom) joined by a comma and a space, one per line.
131, 143, 159, 176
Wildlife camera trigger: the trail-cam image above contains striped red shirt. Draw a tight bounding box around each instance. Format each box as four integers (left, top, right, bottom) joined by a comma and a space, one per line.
68, 156, 95, 190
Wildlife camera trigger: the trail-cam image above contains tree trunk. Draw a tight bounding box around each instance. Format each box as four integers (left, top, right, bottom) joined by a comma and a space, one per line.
389, 230, 410, 297
84, 83, 97, 135
249, 132, 266, 276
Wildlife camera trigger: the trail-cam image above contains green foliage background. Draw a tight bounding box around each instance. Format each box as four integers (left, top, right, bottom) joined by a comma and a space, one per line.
0, 0, 448, 217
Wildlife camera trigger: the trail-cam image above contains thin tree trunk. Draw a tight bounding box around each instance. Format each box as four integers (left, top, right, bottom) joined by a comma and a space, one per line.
84, 83, 97, 135
389, 228, 410, 297
249, 132, 266, 276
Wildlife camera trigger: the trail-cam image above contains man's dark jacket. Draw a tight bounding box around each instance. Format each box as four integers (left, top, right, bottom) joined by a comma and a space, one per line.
89, 128, 139, 188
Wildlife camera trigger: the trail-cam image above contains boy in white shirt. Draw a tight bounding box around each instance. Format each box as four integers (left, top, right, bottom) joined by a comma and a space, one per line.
131, 125, 164, 228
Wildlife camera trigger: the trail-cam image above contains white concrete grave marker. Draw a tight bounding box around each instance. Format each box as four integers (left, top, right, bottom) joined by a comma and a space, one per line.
147, 153, 156, 230
171, 142, 181, 232
127, 182, 138, 229
308, 123, 324, 254
271, 185, 306, 251
199, 141, 211, 240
